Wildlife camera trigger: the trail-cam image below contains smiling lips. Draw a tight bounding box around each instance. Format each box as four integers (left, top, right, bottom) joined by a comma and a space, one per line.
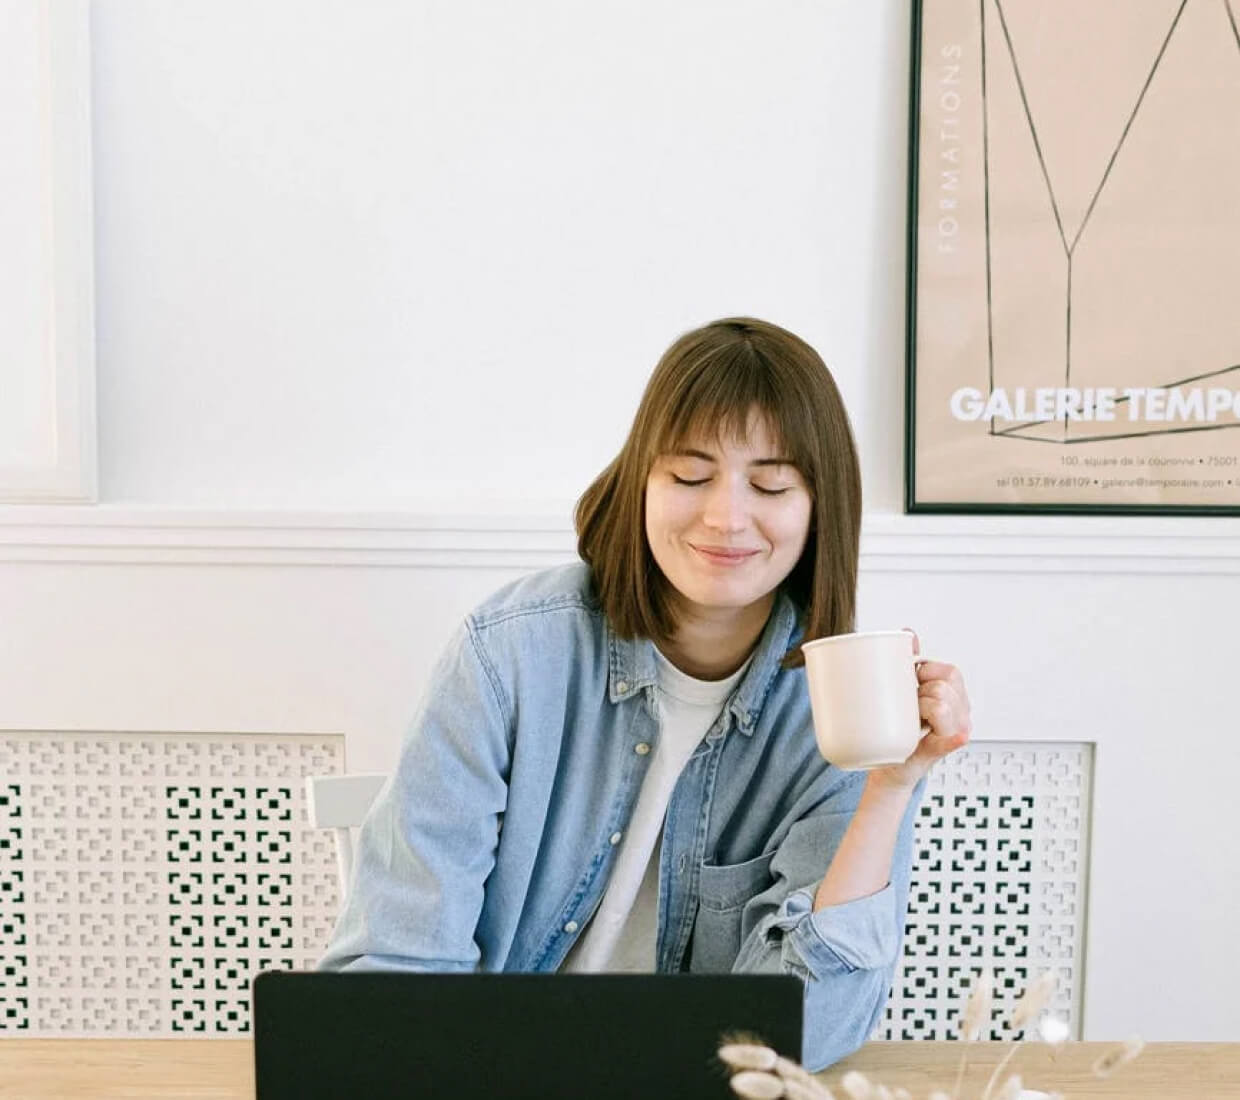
692, 544, 761, 566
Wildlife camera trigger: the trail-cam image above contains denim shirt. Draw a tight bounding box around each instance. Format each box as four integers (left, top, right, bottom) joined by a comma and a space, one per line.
319, 561, 924, 1071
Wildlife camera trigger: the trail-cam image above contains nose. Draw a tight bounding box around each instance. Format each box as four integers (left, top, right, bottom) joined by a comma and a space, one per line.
701, 477, 748, 533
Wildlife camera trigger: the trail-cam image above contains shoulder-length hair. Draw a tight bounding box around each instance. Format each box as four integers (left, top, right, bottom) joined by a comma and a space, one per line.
575, 317, 861, 668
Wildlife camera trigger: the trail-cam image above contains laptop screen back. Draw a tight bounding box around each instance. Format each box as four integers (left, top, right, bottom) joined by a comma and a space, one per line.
253, 970, 803, 1100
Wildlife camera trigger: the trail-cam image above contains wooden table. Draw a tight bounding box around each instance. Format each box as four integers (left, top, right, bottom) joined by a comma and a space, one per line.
0, 1039, 252, 1098
0, 1039, 1236, 1098
825, 1040, 1239, 1098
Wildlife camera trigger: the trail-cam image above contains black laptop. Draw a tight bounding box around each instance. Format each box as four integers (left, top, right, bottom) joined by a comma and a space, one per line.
253, 970, 802, 1099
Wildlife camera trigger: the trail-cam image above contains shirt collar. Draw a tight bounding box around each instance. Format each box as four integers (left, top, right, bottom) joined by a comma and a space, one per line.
607, 590, 801, 736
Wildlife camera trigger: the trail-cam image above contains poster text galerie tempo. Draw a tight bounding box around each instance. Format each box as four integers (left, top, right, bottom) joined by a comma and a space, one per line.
950, 387, 1240, 424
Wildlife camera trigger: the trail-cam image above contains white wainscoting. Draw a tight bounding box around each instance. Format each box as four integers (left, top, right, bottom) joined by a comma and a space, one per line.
0, 508, 1236, 1041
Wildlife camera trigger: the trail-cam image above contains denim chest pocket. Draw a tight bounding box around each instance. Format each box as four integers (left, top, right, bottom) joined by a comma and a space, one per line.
698, 849, 777, 911
693, 850, 776, 971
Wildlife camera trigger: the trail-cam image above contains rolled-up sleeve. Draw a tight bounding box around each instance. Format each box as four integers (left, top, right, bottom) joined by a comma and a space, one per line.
730, 776, 926, 1072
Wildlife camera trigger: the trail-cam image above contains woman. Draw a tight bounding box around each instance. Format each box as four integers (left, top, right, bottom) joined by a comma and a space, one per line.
319, 317, 972, 1070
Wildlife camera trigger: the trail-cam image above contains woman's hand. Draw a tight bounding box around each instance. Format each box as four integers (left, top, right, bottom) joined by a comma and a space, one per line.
868, 631, 972, 793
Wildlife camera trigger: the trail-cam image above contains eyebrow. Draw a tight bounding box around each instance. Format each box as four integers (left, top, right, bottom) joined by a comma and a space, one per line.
670, 448, 794, 468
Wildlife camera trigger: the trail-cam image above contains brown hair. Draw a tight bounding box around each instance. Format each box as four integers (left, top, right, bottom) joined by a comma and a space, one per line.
574, 317, 861, 668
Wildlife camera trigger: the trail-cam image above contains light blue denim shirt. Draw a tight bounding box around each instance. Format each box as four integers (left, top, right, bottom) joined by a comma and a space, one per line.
319, 561, 923, 1071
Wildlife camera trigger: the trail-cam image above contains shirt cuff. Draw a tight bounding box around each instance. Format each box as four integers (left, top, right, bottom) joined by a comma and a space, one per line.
776, 884, 899, 980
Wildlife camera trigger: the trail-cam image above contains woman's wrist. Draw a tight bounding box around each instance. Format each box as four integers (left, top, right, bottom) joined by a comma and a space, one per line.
862, 766, 925, 799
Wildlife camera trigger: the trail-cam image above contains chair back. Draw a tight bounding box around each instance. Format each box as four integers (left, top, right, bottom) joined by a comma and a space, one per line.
305, 773, 388, 899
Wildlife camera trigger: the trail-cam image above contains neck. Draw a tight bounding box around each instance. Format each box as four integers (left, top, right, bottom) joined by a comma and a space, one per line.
657, 591, 775, 680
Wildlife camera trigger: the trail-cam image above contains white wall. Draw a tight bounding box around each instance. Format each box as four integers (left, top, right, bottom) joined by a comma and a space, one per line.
3, 0, 1239, 1043
89, 0, 910, 512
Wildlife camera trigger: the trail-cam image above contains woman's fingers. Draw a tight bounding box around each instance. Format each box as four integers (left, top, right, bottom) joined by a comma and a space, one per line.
916, 660, 965, 693
917, 678, 972, 757
918, 694, 953, 730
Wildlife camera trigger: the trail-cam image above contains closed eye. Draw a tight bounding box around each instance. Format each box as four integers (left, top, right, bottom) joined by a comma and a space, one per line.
671, 475, 789, 496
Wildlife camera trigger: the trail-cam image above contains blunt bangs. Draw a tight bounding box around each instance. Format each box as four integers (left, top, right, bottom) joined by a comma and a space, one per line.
653, 340, 818, 486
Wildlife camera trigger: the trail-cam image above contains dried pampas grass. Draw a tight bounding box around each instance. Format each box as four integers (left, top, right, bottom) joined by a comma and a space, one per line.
730, 1069, 788, 1099
1091, 1036, 1145, 1078
960, 969, 994, 1042
720, 1042, 780, 1073
716, 970, 1144, 1100
1008, 972, 1058, 1034
994, 1073, 1023, 1100
839, 1070, 877, 1099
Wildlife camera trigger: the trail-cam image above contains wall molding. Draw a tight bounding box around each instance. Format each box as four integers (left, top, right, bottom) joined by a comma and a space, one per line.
4, 506, 1240, 572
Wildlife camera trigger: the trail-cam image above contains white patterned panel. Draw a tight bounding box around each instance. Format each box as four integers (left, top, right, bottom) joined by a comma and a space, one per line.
0, 732, 343, 1036
878, 742, 1091, 1041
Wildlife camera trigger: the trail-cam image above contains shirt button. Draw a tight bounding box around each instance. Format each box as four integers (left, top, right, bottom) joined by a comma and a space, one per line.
616, 680, 629, 695
563, 920, 579, 933
634, 742, 650, 755
609, 832, 622, 845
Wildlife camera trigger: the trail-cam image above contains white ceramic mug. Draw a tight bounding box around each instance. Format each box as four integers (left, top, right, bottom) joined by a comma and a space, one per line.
800, 630, 933, 770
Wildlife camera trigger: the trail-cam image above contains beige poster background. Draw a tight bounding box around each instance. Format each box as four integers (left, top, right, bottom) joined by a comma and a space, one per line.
912, 0, 1240, 510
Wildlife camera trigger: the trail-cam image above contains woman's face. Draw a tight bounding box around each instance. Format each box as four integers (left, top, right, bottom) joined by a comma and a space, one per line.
645, 413, 813, 619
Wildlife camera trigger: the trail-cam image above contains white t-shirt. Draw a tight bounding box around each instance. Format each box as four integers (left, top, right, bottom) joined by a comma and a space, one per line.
562, 647, 750, 972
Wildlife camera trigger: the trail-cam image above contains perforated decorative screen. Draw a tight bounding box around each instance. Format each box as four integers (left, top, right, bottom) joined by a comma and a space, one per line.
879, 742, 1092, 1041
0, 732, 343, 1036
0, 734, 1089, 1041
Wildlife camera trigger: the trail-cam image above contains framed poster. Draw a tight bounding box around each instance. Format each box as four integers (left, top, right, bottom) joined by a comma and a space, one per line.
906, 0, 1240, 514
